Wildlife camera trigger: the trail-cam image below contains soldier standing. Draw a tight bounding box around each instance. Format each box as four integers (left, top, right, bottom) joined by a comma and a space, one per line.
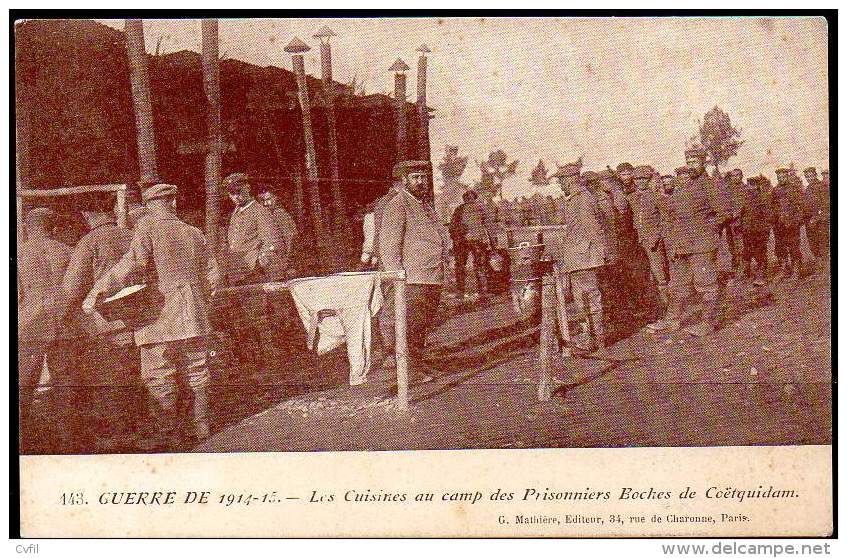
378, 161, 449, 380
449, 190, 490, 300
550, 164, 608, 352
803, 166, 829, 271
257, 185, 299, 258
772, 168, 805, 279
630, 165, 669, 315
738, 175, 775, 286
60, 191, 143, 450
650, 147, 731, 337
585, 171, 620, 331
722, 168, 746, 279
18, 207, 75, 446
84, 184, 221, 449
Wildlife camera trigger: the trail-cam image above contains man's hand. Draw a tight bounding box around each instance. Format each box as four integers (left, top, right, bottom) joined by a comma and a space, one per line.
82, 292, 101, 314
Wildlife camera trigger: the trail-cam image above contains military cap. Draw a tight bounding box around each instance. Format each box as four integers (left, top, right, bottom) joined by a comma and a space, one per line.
392, 160, 432, 179
142, 183, 178, 204
633, 165, 653, 179
24, 206, 56, 228
674, 166, 690, 175
598, 169, 618, 181
223, 172, 251, 192
775, 167, 790, 175
616, 162, 634, 173
684, 147, 706, 159
661, 174, 674, 180
804, 166, 817, 174
582, 171, 601, 183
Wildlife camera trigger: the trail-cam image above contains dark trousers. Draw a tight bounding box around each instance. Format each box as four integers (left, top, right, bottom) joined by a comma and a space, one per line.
742, 231, 769, 279
719, 221, 739, 267
807, 221, 830, 259
379, 283, 442, 358
774, 223, 802, 269
454, 241, 489, 295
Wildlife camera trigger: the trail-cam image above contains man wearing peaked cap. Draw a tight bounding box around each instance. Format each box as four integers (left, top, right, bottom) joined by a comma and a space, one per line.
141, 183, 178, 203
550, 162, 609, 352
738, 175, 775, 286
772, 167, 805, 279
18, 206, 74, 444
649, 147, 731, 337
803, 166, 829, 271
84, 181, 222, 450
630, 165, 669, 318
378, 159, 447, 382
616, 162, 635, 195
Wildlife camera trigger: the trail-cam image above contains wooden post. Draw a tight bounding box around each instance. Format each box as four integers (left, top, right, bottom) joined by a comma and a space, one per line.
416, 45, 432, 161
389, 59, 410, 162
125, 19, 158, 183
538, 272, 556, 401
286, 38, 323, 245
15, 90, 29, 244
115, 185, 128, 229
394, 278, 410, 413
293, 172, 306, 230
314, 27, 344, 231
202, 19, 222, 252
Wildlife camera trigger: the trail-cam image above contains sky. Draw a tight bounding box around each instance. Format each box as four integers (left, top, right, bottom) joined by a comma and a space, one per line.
100, 17, 829, 199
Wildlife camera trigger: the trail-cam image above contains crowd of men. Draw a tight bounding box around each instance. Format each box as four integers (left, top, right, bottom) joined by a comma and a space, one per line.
18, 150, 830, 452
434, 147, 830, 352
18, 174, 299, 452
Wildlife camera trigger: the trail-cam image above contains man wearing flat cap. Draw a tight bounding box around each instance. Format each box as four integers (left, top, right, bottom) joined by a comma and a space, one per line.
378, 160, 448, 380
649, 147, 731, 337
549, 164, 608, 352
772, 168, 805, 279
803, 166, 829, 271
84, 184, 221, 450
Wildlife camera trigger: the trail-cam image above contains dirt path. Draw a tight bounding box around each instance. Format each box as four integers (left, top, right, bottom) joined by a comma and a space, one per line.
197, 271, 831, 453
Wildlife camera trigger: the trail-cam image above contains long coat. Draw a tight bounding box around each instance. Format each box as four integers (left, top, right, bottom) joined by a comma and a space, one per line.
379, 188, 449, 285
227, 200, 287, 282
61, 218, 134, 337
657, 172, 731, 257
740, 188, 775, 236
18, 232, 73, 351
772, 183, 805, 228
630, 187, 662, 251
549, 186, 608, 272
89, 208, 221, 346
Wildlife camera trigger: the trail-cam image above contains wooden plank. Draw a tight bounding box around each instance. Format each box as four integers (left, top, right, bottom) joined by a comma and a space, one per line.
538, 273, 556, 401
394, 279, 410, 413
18, 184, 127, 197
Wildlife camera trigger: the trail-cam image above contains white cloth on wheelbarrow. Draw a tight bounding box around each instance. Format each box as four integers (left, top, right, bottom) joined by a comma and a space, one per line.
287, 273, 384, 386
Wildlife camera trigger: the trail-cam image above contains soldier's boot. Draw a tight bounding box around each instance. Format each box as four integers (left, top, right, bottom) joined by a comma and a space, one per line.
192, 386, 211, 442
686, 296, 723, 337
647, 295, 681, 332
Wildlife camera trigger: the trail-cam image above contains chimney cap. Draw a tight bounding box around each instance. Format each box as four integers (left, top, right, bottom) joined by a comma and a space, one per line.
416, 44, 432, 53
313, 26, 337, 39
284, 37, 311, 54
388, 58, 410, 72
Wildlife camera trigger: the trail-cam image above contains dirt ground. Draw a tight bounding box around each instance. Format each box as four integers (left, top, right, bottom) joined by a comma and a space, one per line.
195, 265, 832, 453
21, 231, 831, 455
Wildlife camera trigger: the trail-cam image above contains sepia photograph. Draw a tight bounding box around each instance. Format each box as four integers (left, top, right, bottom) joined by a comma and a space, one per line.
12, 12, 834, 538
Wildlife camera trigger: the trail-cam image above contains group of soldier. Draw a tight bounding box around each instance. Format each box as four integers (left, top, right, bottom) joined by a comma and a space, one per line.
18, 173, 299, 452
443, 147, 830, 353
18, 149, 831, 451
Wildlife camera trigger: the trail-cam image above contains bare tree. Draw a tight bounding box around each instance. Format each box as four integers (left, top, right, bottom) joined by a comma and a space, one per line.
125, 19, 158, 185
476, 149, 518, 201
